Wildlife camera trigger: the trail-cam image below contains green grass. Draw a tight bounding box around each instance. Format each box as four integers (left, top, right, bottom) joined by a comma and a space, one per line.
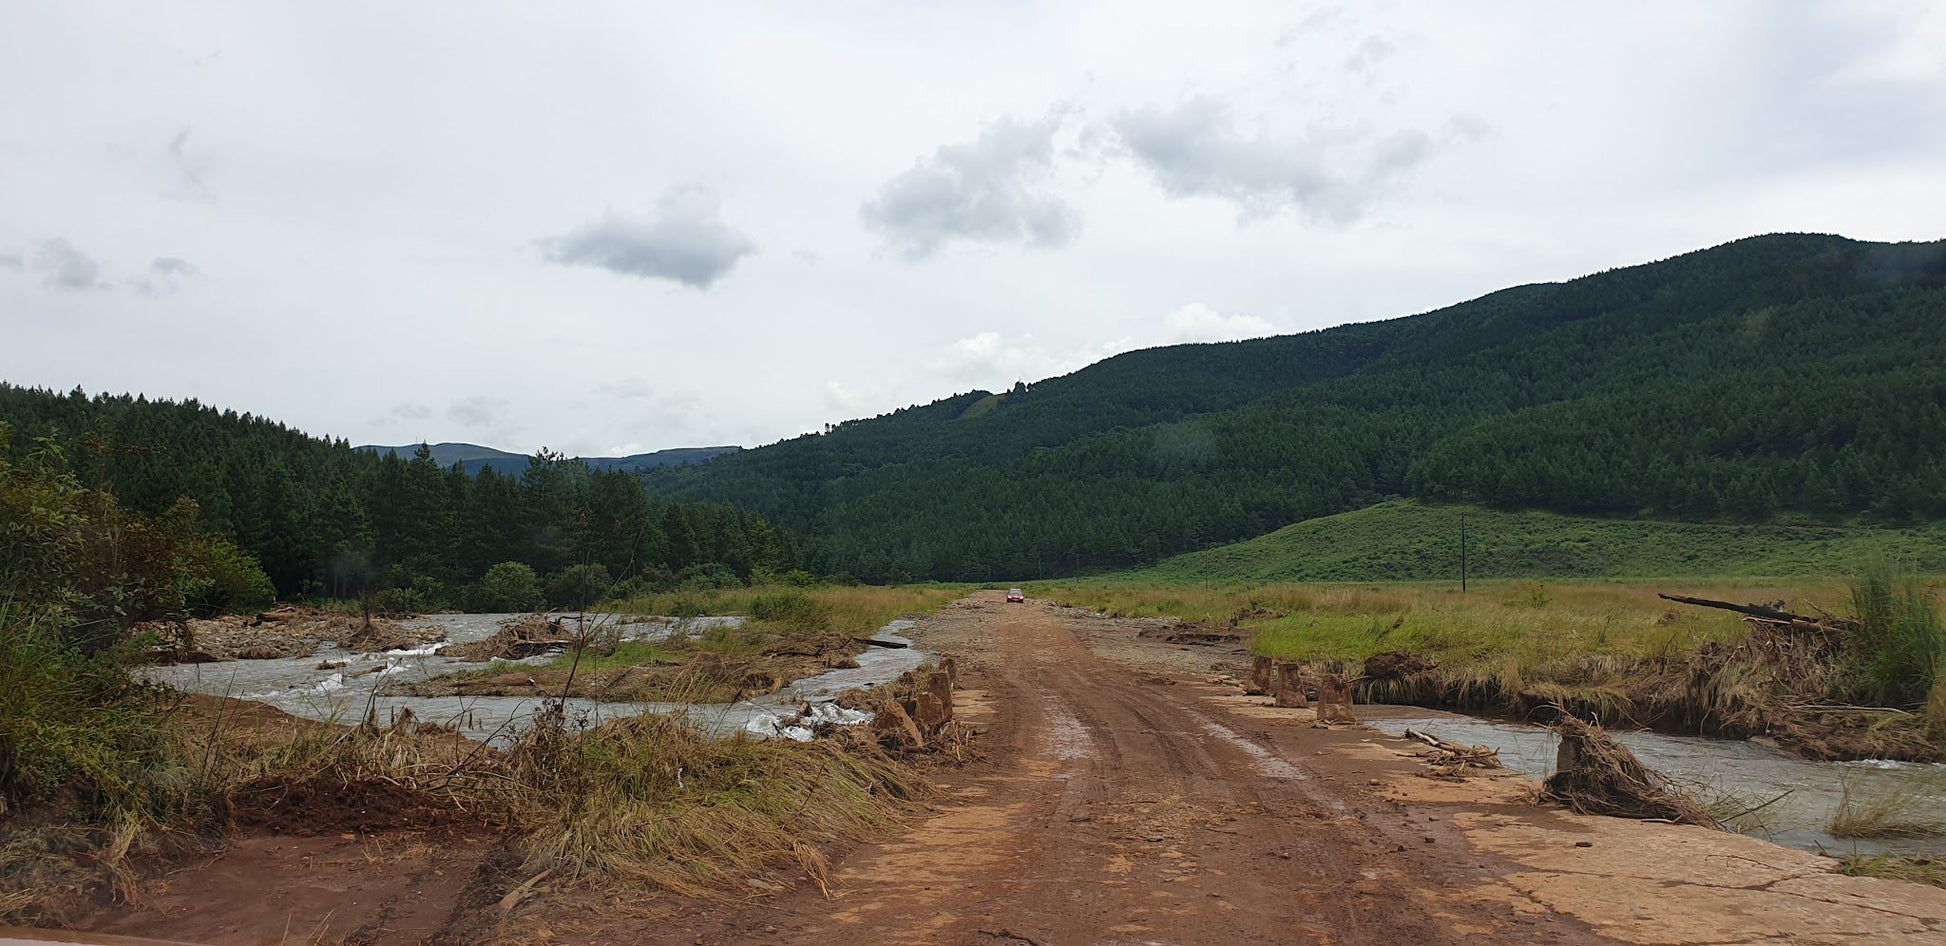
1115, 500, 1946, 584
607, 584, 964, 638
1838, 854, 1946, 888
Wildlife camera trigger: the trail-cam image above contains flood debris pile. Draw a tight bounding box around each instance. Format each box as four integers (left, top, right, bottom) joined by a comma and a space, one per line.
1540, 713, 1719, 828
141, 607, 443, 662
1402, 728, 1503, 778
443, 614, 579, 661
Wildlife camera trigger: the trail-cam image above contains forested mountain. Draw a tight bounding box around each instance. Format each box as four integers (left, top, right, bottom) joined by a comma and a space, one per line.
0, 386, 799, 602
358, 442, 741, 475
651, 233, 1946, 581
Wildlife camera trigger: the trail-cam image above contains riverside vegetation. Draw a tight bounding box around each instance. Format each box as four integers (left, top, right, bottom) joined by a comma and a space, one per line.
0, 436, 952, 924
1034, 567, 1946, 763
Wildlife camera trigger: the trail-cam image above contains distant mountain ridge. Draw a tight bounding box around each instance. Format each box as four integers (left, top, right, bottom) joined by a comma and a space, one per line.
651, 232, 1946, 581
358, 441, 741, 475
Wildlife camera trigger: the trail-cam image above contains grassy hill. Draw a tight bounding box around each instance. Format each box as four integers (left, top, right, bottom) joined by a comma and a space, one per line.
657, 233, 1946, 582
1114, 500, 1946, 583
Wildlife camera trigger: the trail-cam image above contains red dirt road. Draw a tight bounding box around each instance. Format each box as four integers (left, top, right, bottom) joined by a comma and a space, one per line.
674, 595, 1606, 944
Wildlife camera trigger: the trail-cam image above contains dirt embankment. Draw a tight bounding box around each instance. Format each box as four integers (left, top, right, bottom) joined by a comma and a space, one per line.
141, 606, 443, 661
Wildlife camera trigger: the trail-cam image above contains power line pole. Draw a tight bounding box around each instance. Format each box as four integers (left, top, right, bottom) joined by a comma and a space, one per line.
1460, 513, 1469, 594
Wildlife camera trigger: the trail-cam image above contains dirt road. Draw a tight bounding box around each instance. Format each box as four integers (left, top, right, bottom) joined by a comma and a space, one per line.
671, 592, 1946, 945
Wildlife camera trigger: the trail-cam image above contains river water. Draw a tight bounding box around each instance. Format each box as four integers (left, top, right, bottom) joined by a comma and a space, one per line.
1365, 711, 1946, 857
143, 613, 926, 744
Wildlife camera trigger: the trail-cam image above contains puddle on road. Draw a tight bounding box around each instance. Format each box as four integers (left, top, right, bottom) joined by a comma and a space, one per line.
145, 613, 924, 744
1366, 713, 1946, 857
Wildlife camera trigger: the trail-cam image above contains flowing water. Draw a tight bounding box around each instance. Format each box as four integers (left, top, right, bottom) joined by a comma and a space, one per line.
1365, 712, 1946, 856
143, 613, 925, 744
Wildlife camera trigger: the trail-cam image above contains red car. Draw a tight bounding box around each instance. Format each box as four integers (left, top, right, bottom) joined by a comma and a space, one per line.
1006, 589, 1025, 603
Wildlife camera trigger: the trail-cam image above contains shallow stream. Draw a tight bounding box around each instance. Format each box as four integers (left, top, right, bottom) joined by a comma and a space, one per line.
1365, 712, 1946, 857
144, 613, 925, 744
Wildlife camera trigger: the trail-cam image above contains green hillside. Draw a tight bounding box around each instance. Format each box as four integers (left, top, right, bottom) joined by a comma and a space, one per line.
1118, 500, 1946, 583
656, 233, 1946, 581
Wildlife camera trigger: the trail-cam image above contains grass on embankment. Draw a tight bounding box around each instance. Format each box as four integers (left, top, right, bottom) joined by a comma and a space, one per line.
1119, 500, 1946, 584
606, 584, 965, 638
1032, 573, 1946, 760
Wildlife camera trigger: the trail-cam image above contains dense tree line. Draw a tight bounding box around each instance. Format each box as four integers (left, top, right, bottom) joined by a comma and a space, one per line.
651, 233, 1946, 581
0, 389, 800, 605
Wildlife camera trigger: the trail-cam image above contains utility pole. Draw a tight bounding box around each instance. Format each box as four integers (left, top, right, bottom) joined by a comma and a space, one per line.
1460, 513, 1469, 594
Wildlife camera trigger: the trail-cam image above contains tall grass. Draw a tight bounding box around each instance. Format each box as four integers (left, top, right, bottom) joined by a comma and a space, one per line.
1846, 564, 1945, 707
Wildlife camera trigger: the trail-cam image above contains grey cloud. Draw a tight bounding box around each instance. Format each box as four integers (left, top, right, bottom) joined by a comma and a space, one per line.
1344, 35, 1395, 74
127, 256, 200, 296
860, 116, 1079, 260
1111, 96, 1473, 224
448, 395, 509, 429
168, 127, 214, 203
0, 253, 21, 271
31, 238, 109, 291
391, 402, 431, 420
538, 188, 755, 288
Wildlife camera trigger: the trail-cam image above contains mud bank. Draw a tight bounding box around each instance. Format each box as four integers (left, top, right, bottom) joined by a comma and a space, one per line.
1355, 664, 1942, 763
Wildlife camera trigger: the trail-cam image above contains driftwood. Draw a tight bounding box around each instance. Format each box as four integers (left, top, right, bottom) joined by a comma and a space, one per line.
859, 637, 910, 649
1656, 593, 1855, 631
1402, 728, 1503, 770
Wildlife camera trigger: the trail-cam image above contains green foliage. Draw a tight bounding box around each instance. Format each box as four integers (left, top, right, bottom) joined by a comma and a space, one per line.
0, 603, 177, 817
1846, 564, 1946, 706
478, 561, 544, 612
1117, 501, 1946, 583
652, 234, 1946, 581
546, 563, 614, 611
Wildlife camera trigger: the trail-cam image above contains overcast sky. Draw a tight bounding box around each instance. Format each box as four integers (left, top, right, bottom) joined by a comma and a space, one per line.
4, 1, 1945, 456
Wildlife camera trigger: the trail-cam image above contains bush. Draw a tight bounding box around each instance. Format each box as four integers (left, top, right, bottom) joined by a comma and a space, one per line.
747, 590, 831, 633
547, 563, 614, 611
0, 604, 175, 815
180, 538, 277, 616
478, 562, 545, 612
679, 562, 742, 590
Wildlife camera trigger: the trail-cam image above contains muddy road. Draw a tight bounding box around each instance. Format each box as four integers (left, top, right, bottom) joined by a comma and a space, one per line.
649, 593, 1942, 945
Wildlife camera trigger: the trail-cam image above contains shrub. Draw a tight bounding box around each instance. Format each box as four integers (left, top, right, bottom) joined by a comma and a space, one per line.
748, 590, 831, 633
478, 562, 545, 612
180, 537, 277, 616
547, 563, 614, 611
0, 604, 175, 815
679, 562, 742, 590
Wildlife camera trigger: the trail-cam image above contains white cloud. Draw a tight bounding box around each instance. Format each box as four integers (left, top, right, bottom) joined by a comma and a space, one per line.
1160, 303, 1281, 344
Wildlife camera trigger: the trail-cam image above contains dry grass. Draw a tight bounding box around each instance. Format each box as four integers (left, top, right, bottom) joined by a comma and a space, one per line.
1, 688, 930, 923
1826, 780, 1946, 840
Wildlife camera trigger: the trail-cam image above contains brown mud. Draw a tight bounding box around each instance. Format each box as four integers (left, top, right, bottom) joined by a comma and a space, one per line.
140, 608, 443, 663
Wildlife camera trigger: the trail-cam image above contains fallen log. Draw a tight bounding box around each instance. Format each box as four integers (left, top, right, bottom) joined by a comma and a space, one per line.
1656, 593, 1851, 629
860, 637, 910, 649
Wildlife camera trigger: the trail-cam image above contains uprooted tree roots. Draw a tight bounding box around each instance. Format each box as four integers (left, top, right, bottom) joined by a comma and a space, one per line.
1541, 713, 1719, 829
